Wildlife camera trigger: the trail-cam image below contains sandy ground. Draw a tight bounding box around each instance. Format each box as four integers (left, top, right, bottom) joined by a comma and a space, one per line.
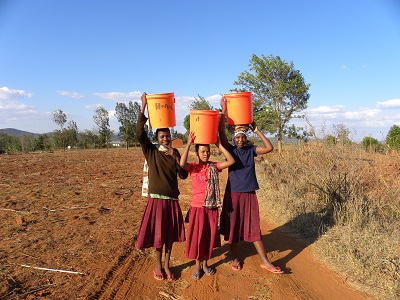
0, 148, 372, 299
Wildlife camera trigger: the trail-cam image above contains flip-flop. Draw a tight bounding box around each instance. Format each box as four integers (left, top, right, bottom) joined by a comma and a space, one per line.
165, 271, 176, 282
192, 270, 202, 280
231, 261, 241, 271
153, 269, 164, 281
262, 265, 284, 274
203, 267, 215, 276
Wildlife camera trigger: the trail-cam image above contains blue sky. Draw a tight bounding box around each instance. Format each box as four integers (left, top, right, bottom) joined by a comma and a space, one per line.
1, 0, 399, 141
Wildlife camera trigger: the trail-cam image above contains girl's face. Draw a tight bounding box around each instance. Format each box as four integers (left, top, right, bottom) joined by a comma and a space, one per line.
234, 133, 247, 148
157, 130, 171, 147
197, 145, 210, 164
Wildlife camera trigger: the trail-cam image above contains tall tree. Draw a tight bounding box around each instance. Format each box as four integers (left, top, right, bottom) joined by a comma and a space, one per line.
52, 109, 67, 150
115, 101, 141, 149
93, 106, 112, 150
386, 124, 400, 150
234, 54, 310, 154
65, 120, 79, 148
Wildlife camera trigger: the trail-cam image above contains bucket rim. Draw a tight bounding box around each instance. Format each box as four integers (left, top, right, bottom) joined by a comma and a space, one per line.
224, 91, 252, 97
190, 110, 220, 115
146, 92, 175, 97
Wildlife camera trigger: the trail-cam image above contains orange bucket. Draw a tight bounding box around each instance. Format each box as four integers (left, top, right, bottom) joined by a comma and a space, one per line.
224, 91, 253, 125
146, 92, 176, 128
190, 110, 219, 144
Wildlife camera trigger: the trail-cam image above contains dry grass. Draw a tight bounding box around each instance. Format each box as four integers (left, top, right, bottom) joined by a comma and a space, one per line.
256, 142, 399, 300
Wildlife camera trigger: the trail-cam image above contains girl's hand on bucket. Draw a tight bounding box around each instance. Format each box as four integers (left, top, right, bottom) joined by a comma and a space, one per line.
251, 121, 258, 132
220, 96, 227, 112
188, 132, 196, 144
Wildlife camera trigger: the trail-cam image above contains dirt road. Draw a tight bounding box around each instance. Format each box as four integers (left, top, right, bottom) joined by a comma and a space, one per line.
91, 169, 370, 300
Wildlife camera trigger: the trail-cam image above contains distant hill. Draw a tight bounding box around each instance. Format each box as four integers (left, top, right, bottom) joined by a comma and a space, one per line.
0, 128, 121, 141
0, 128, 43, 137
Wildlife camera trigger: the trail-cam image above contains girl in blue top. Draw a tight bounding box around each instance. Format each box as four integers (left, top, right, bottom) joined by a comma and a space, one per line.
218, 96, 283, 274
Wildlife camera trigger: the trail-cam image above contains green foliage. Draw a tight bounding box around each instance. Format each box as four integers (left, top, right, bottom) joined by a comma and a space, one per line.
386, 124, 400, 150
52, 109, 68, 150
52, 109, 67, 129
115, 101, 141, 148
362, 137, 382, 152
93, 106, 112, 148
34, 134, 51, 151
65, 120, 79, 147
325, 134, 337, 145
0, 132, 22, 153
77, 130, 101, 149
234, 54, 310, 146
183, 115, 190, 132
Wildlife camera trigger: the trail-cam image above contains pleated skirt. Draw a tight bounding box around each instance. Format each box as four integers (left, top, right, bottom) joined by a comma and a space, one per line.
185, 206, 221, 260
220, 191, 262, 243
135, 196, 186, 249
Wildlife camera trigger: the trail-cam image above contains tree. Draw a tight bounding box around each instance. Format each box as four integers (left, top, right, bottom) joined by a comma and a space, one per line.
183, 95, 214, 133
34, 134, 51, 151
65, 120, 79, 148
386, 125, 400, 150
234, 54, 310, 154
93, 107, 112, 149
52, 109, 67, 150
332, 123, 352, 145
362, 136, 382, 152
115, 101, 141, 149
77, 130, 100, 149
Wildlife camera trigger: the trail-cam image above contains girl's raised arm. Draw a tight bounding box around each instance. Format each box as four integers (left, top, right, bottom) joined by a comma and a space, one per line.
216, 137, 235, 170
179, 131, 195, 171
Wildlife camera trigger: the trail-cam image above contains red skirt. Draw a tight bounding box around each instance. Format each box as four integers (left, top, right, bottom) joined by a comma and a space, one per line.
185, 206, 221, 260
135, 196, 186, 249
220, 191, 262, 243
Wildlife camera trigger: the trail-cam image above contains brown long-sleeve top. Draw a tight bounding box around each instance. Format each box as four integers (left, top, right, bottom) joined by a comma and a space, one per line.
136, 113, 188, 199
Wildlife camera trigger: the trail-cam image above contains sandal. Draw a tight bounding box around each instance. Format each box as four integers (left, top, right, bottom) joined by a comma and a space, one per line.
153, 269, 164, 281
262, 265, 284, 274
165, 271, 176, 282
231, 261, 242, 271
191, 270, 202, 280
203, 267, 215, 276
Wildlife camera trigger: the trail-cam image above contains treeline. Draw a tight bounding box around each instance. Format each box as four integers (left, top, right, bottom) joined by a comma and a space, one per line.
0, 129, 111, 153
0, 98, 189, 153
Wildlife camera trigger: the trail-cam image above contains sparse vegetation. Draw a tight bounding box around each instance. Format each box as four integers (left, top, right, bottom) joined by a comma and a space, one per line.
257, 140, 399, 299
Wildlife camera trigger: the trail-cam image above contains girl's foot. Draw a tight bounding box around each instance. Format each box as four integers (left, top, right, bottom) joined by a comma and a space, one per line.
231, 260, 242, 271
153, 269, 164, 280
203, 267, 215, 276
165, 270, 176, 282
260, 262, 284, 274
192, 270, 202, 280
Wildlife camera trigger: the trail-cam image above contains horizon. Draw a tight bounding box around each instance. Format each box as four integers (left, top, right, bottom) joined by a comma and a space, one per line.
1, 0, 399, 142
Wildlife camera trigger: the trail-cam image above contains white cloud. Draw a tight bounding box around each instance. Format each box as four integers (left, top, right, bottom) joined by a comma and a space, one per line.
307, 105, 345, 114
377, 99, 400, 109
93, 91, 142, 102
0, 86, 32, 99
343, 108, 381, 120
85, 104, 103, 109
57, 90, 84, 99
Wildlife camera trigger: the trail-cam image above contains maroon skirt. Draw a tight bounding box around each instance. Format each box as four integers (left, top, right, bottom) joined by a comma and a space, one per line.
220, 191, 262, 243
185, 206, 221, 260
135, 196, 186, 249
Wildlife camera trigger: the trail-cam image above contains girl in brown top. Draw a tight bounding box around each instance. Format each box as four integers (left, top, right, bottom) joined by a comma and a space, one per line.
135, 93, 188, 282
